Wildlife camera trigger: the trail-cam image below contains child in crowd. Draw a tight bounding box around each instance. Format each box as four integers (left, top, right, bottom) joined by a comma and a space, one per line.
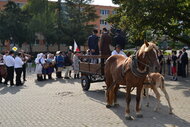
166, 54, 172, 75
73, 51, 80, 79
171, 51, 178, 81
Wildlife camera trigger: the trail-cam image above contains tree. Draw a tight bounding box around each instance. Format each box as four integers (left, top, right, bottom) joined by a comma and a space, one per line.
23, 0, 57, 51
61, 0, 98, 46
108, 0, 190, 46
0, 1, 28, 47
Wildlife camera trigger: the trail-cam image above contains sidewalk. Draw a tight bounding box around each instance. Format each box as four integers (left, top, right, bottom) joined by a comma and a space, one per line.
0, 73, 189, 127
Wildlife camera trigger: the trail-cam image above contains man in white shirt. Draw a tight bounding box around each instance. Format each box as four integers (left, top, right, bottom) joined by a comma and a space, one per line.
111, 45, 127, 57
15, 53, 24, 86
4, 51, 15, 86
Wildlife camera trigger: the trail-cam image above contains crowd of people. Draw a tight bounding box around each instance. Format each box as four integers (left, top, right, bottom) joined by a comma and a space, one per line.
34, 50, 82, 81
0, 50, 31, 86
0, 27, 189, 86
159, 48, 189, 81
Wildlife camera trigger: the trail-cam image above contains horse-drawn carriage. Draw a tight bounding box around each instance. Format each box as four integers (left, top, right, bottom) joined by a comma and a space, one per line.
78, 55, 109, 91
78, 42, 173, 120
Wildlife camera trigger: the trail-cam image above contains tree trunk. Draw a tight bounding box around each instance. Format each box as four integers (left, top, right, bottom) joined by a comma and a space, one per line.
29, 42, 33, 53
58, 43, 60, 51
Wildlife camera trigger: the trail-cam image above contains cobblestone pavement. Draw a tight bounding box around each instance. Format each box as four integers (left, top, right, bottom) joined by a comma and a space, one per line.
0, 72, 190, 127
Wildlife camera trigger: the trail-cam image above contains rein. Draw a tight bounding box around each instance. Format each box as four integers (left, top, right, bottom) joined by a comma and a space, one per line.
122, 50, 150, 78
130, 55, 150, 78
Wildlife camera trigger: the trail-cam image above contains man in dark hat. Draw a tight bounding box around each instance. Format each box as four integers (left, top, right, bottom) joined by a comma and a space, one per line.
113, 29, 126, 50
99, 28, 112, 55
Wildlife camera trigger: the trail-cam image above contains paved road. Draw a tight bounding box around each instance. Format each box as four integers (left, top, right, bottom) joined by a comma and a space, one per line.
0, 73, 190, 127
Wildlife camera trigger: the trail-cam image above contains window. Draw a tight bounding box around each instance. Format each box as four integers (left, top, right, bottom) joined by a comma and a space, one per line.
100, 20, 108, 25
16, 2, 25, 8
112, 11, 116, 14
100, 10, 110, 15
100, 20, 105, 25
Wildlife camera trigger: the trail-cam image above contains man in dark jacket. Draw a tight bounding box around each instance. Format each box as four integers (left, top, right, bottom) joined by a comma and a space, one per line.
113, 29, 126, 50
88, 29, 99, 55
181, 48, 188, 77
99, 28, 112, 55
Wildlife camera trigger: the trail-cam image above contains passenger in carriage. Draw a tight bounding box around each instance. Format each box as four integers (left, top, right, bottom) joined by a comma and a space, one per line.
88, 29, 99, 55
113, 29, 126, 50
99, 28, 111, 56
111, 45, 127, 57
88, 29, 100, 63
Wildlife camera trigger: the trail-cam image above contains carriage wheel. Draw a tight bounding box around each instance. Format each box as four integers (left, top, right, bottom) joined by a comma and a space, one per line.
81, 75, 90, 91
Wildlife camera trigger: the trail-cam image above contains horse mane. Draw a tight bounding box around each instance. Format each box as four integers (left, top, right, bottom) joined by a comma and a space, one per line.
138, 41, 158, 56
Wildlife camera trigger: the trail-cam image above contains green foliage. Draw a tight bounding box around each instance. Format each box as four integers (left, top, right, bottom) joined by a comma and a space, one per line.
109, 0, 190, 46
61, 0, 98, 46
0, 0, 98, 50
123, 50, 135, 56
24, 0, 57, 45
0, 1, 28, 46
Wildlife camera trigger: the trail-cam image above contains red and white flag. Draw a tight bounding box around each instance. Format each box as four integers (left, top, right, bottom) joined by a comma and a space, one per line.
74, 40, 80, 52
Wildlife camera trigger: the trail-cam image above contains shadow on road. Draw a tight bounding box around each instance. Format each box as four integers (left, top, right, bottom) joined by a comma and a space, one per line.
85, 89, 190, 127
165, 76, 190, 97
0, 84, 26, 95
34, 78, 81, 87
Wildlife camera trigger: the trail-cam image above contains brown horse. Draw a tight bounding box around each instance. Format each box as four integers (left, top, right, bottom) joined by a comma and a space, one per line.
104, 41, 160, 120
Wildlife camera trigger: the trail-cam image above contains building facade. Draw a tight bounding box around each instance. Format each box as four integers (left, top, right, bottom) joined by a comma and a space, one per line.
90, 5, 117, 35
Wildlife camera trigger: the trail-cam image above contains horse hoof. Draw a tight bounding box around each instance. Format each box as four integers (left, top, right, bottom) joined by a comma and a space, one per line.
125, 116, 134, 120
169, 111, 173, 115
106, 105, 111, 108
136, 114, 143, 118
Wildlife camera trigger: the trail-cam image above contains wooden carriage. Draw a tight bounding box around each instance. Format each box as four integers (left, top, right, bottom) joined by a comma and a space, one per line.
78, 55, 109, 91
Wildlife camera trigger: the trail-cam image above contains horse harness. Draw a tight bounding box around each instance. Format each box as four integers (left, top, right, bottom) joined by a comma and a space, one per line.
106, 50, 154, 91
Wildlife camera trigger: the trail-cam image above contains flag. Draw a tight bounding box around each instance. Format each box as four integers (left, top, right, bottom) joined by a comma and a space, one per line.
74, 40, 80, 52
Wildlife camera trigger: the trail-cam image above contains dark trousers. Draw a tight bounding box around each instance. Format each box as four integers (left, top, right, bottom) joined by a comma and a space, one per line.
15, 68, 23, 85
5, 66, 14, 85
22, 63, 26, 80
181, 63, 187, 77
0, 75, 2, 83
